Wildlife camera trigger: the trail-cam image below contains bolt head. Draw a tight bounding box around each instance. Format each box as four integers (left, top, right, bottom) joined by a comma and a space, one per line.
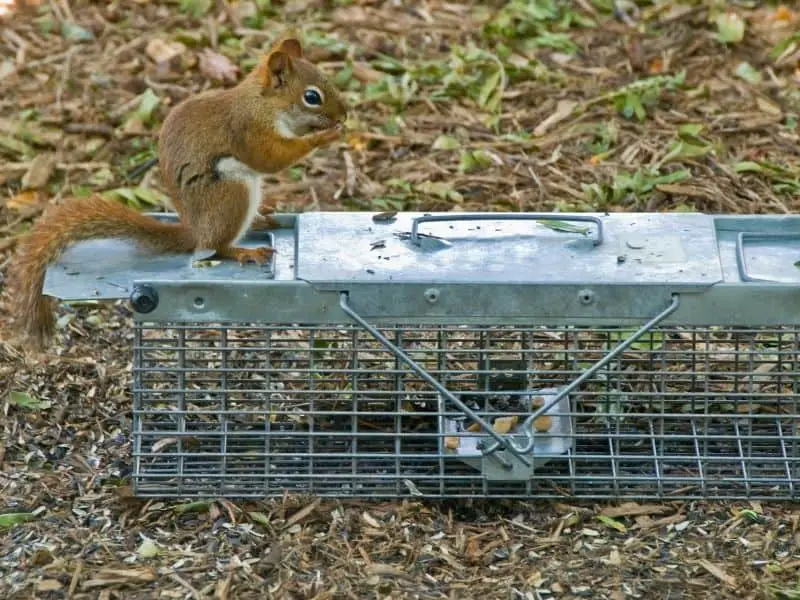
130, 284, 158, 314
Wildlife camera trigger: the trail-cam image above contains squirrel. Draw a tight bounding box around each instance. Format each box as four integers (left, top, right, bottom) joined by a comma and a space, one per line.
4, 36, 349, 351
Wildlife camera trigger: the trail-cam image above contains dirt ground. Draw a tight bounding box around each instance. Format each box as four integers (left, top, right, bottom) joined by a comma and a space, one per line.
1, 1, 800, 599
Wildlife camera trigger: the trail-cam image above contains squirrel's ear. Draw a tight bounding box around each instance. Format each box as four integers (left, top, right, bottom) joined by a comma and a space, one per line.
277, 37, 302, 58
261, 50, 292, 88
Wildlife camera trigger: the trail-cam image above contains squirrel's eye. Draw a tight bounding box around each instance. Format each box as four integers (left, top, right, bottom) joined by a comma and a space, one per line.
303, 88, 323, 107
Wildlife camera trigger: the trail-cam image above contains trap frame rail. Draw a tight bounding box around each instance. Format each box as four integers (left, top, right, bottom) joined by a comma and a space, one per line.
43, 211, 800, 500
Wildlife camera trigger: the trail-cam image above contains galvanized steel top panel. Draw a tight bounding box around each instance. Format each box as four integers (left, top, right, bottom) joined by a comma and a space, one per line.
42, 214, 293, 301
294, 212, 723, 286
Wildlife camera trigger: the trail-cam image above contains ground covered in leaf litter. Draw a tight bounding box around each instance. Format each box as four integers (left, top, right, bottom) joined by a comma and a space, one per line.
1, 0, 800, 598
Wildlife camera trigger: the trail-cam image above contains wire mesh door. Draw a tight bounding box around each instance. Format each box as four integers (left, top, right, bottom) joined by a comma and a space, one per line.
131, 317, 800, 500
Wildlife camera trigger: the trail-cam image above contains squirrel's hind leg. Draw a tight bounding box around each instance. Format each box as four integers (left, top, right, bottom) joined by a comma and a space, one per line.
185, 179, 275, 267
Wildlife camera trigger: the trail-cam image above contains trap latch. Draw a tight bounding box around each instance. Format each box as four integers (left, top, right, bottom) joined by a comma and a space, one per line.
339, 291, 682, 481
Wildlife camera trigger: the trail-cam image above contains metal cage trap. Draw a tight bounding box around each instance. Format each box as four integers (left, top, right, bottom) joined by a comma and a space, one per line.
43, 211, 800, 500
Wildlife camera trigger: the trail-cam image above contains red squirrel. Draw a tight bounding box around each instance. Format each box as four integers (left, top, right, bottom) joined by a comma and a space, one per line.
4, 36, 348, 351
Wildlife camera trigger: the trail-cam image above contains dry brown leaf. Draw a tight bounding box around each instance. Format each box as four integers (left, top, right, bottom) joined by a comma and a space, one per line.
283, 498, 321, 529
637, 513, 687, 530
151, 437, 179, 452
332, 5, 369, 25
145, 38, 185, 65
698, 559, 738, 588
601, 503, 674, 518
122, 117, 147, 136
352, 62, 384, 83
756, 96, 782, 116
96, 568, 157, 582
36, 579, 63, 592
6, 190, 42, 210
362, 511, 381, 528
533, 100, 578, 137
21, 153, 56, 190
464, 536, 481, 564
367, 564, 411, 578
260, 543, 282, 566
199, 49, 239, 83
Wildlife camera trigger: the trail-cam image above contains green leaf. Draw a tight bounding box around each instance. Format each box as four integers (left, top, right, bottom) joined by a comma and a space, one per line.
173, 500, 212, 514
179, 0, 212, 18
0, 513, 37, 529
8, 391, 52, 411
596, 514, 627, 533
733, 161, 765, 173
0, 135, 34, 158
458, 150, 478, 173
249, 511, 271, 526
432, 135, 460, 151
89, 168, 115, 187
734, 62, 761, 84
132, 187, 168, 207
768, 32, 800, 62
536, 220, 590, 235
660, 141, 713, 165
135, 89, 161, 125
716, 11, 745, 44
137, 538, 160, 558
477, 69, 502, 110
678, 124, 705, 139
84, 315, 104, 328
61, 22, 95, 42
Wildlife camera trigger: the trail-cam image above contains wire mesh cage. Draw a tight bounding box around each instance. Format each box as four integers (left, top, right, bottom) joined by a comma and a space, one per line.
43, 211, 800, 500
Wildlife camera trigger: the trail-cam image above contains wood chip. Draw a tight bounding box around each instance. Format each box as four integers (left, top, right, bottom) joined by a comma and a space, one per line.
601, 503, 675, 518
36, 579, 63, 591
21, 152, 56, 190
698, 559, 738, 588
283, 498, 321, 529
533, 100, 578, 137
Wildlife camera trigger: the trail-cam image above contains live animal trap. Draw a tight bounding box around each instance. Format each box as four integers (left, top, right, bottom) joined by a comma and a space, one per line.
43, 212, 800, 500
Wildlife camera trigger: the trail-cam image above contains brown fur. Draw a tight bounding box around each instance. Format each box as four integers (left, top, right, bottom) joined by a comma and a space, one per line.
5, 36, 348, 352
6, 196, 194, 349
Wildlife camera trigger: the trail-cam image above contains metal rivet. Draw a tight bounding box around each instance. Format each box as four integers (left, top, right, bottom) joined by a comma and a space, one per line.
424, 288, 440, 303
578, 289, 595, 305
193, 297, 205, 309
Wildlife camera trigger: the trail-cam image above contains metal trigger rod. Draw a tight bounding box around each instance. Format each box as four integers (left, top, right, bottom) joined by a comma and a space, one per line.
481, 294, 682, 457
338, 292, 532, 468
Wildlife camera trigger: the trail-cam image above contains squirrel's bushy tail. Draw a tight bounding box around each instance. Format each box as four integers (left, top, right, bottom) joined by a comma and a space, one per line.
6, 195, 195, 350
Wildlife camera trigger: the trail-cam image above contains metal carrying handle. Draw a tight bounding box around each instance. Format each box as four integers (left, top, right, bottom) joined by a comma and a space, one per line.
410, 213, 605, 247
734, 231, 800, 283
339, 291, 680, 466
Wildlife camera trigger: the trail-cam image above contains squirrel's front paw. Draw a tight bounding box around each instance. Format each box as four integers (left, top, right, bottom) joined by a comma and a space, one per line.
233, 246, 275, 266
310, 124, 344, 146
251, 213, 281, 230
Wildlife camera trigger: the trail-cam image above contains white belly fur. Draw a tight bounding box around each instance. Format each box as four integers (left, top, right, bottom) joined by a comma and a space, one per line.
215, 156, 263, 245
